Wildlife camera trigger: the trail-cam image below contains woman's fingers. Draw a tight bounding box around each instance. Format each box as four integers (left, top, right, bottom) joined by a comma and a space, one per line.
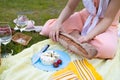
49, 24, 62, 42
49, 30, 60, 42
49, 31, 53, 41
78, 36, 88, 43
56, 30, 60, 41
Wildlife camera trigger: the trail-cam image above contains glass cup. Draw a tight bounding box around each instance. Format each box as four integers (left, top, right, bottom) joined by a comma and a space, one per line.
15, 15, 28, 32
0, 22, 12, 57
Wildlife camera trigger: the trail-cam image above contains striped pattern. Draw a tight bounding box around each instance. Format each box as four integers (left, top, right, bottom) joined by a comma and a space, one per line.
73, 60, 95, 80
51, 59, 102, 80
51, 71, 79, 80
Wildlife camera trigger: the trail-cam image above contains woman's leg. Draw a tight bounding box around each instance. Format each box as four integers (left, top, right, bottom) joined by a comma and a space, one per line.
69, 26, 118, 59
90, 26, 118, 59
40, 9, 89, 36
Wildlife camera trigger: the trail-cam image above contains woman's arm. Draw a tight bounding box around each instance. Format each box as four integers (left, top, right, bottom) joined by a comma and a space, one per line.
80, 0, 120, 43
49, 0, 80, 41
88, 0, 120, 39
56, 0, 80, 24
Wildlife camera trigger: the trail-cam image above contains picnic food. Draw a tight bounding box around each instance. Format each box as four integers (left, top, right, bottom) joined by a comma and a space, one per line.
53, 62, 59, 68
53, 59, 62, 68
57, 59, 62, 64
58, 32, 98, 59
40, 51, 60, 65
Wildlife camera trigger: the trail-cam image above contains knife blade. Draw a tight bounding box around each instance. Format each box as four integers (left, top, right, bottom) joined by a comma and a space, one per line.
32, 44, 50, 64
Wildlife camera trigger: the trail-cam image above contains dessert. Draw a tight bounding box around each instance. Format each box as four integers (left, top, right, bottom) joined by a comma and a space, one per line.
40, 51, 60, 65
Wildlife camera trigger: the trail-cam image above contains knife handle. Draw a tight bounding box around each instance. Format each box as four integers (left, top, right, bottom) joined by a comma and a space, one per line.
40, 44, 50, 53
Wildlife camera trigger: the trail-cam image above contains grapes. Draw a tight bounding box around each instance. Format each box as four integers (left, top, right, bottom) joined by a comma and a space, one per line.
53, 62, 59, 68
53, 59, 62, 68
57, 59, 62, 64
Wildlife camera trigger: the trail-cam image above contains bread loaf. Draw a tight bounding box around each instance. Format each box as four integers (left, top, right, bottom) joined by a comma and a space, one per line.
58, 32, 97, 59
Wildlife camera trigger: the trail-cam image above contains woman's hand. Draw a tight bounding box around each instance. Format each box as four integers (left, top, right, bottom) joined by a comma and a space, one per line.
78, 35, 94, 43
49, 23, 62, 42
49, 0, 80, 42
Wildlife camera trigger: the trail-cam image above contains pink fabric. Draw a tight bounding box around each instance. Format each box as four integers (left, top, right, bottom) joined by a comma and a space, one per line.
40, 1, 120, 59
90, 27, 118, 58
40, 9, 89, 36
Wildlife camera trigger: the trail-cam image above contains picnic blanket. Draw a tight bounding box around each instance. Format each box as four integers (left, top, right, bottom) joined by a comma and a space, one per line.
0, 23, 120, 80
0, 38, 120, 80
50, 59, 102, 80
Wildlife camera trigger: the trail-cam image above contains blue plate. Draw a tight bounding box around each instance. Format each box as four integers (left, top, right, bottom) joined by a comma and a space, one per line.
31, 50, 71, 71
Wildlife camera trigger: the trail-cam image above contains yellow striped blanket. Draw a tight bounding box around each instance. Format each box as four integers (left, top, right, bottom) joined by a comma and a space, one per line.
51, 59, 102, 80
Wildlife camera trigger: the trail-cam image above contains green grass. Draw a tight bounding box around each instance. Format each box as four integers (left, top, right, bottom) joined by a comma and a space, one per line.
0, 0, 84, 55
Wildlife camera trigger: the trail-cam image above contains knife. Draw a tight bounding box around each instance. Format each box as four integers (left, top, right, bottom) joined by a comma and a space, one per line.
32, 44, 50, 64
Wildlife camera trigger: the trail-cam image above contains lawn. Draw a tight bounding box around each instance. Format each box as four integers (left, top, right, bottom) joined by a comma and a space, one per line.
0, 0, 84, 55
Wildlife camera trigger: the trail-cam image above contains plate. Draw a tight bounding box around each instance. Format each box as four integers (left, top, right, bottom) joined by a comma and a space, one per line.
31, 50, 71, 71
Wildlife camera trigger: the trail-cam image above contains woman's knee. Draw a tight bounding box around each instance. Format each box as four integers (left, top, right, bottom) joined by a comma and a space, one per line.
40, 19, 56, 36
95, 43, 117, 59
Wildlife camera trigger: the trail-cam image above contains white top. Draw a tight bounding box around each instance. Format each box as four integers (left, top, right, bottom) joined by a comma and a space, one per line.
81, 0, 110, 36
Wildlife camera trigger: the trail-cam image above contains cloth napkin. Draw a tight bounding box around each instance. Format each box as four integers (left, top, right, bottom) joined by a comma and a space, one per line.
50, 59, 102, 80
24, 25, 42, 32
13, 17, 42, 32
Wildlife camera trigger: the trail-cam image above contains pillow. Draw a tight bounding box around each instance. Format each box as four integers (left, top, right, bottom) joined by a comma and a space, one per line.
58, 32, 98, 59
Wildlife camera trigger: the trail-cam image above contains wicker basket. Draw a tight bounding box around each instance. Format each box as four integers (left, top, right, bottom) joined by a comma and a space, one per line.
12, 32, 32, 46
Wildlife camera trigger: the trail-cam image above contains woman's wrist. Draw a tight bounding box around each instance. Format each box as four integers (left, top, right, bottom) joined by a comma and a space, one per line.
86, 33, 96, 41
56, 19, 63, 25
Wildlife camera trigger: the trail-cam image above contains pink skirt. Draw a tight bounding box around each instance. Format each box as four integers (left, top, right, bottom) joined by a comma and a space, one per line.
40, 9, 119, 59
